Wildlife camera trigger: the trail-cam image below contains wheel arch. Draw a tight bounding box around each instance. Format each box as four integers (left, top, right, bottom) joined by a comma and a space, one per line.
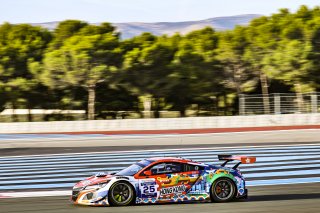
108, 180, 137, 206
209, 176, 238, 202
209, 172, 237, 188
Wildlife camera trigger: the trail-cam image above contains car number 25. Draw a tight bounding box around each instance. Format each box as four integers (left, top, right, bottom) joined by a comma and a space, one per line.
143, 185, 156, 194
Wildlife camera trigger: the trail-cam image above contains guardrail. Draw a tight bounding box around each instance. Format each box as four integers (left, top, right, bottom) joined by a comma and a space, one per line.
0, 113, 320, 134
239, 92, 320, 115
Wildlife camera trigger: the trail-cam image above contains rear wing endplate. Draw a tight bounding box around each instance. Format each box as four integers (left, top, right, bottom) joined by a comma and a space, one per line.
218, 155, 256, 169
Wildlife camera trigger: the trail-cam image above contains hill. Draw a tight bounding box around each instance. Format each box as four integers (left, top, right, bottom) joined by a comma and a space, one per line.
30, 14, 261, 39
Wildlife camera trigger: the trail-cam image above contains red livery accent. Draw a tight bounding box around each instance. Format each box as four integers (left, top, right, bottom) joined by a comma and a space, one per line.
218, 155, 256, 164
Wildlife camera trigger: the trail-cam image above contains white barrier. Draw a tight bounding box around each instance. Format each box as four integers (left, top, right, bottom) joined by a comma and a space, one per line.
0, 113, 320, 134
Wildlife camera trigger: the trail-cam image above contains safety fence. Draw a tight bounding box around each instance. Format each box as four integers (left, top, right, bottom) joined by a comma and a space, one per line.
239, 93, 320, 115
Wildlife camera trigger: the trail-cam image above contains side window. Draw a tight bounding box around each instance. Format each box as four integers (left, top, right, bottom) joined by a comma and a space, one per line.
151, 163, 166, 175
184, 164, 204, 172
150, 163, 182, 175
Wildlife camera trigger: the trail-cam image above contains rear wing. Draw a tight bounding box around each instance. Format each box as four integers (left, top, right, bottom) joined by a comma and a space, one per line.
218, 155, 256, 169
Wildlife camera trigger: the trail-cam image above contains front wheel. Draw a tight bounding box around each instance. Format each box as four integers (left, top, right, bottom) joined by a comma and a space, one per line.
108, 181, 135, 206
210, 178, 236, 202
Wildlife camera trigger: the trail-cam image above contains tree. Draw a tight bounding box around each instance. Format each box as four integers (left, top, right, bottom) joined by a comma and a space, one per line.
244, 10, 298, 114
0, 23, 52, 121
245, 6, 316, 93
215, 27, 260, 114
42, 22, 121, 120
50, 20, 88, 48
121, 34, 176, 118
167, 28, 222, 116
217, 28, 254, 95
263, 40, 314, 92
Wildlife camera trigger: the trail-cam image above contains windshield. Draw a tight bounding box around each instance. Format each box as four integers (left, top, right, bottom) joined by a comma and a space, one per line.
116, 159, 153, 176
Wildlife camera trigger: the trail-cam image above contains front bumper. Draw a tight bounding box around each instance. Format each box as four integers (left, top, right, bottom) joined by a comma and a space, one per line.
71, 189, 110, 206
237, 188, 248, 199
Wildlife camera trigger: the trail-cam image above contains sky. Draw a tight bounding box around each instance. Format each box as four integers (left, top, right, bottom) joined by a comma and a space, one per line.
0, 0, 320, 24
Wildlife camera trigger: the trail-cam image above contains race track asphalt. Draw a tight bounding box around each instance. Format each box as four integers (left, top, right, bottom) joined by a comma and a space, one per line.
1, 129, 320, 149
1, 183, 320, 213
1, 132, 320, 213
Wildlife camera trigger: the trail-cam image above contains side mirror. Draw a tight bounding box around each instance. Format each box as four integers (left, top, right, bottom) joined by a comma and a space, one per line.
143, 170, 152, 176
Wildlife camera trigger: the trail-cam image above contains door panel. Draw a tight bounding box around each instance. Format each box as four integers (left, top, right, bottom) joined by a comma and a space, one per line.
156, 172, 202, 202
137, 177, 159, 202
136, 162, 203, 203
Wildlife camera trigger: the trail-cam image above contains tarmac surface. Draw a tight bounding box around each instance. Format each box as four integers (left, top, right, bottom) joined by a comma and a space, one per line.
1, 130, 320, 212
1, 129, 320, 149
1, 140, 317, 156
1, 183, 320, 213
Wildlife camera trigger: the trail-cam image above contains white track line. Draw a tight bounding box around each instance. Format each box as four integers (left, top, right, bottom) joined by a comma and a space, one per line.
0, 190, 70, 198
2, 142, 320, 159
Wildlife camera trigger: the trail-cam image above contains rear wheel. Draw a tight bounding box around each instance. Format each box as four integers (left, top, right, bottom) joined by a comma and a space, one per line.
108, 181, 135, 206
210, 178, 236, 202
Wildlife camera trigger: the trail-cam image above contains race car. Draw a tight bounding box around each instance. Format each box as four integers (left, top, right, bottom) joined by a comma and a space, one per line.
71, 155, 256, 206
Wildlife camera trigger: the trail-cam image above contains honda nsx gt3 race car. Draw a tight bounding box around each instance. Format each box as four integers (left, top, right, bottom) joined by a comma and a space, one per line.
71, 155, 256, 206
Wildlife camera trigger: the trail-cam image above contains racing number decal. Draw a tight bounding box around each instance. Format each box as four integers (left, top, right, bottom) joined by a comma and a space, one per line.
139, 179, 158, 198
142, 185, 156, 194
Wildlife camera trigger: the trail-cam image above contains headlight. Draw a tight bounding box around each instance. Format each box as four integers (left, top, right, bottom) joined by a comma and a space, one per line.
73, 185, 83, 190
85, 182, 109, 190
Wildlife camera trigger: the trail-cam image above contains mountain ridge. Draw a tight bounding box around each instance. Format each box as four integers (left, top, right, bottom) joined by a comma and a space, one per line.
30, 14, 262, 39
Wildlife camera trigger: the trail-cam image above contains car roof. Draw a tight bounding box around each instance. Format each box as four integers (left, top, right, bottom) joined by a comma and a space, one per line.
146, 157, 205, 165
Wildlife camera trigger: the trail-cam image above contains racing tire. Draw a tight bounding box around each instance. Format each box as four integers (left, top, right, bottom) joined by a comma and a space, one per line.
210, 178, 236, 202
108, 181, 135, 206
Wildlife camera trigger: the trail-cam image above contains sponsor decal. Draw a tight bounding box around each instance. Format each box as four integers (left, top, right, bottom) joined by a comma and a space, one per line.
160, 185, 186, 195
116, 176, 129, 180
95, 172, 107, 177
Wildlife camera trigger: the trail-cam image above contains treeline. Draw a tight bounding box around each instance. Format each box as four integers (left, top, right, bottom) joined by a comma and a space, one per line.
1, 5, 320, 121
